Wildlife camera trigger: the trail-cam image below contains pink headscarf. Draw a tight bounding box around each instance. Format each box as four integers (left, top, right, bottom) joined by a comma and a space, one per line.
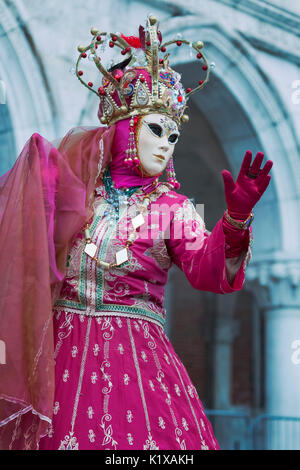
109, 117, 163, 189
98, 67, 164, 190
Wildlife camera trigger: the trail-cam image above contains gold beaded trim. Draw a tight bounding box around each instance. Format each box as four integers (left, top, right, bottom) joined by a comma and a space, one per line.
224, 209, 254, 230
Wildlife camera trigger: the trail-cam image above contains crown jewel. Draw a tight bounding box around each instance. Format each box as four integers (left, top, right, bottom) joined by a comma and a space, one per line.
75, 15, 210, 127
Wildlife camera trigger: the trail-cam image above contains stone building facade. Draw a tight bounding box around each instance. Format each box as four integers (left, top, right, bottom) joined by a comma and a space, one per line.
1, 0, 300, 449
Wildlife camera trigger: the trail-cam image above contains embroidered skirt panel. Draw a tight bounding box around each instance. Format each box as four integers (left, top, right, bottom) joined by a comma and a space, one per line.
38, 311, 219, 450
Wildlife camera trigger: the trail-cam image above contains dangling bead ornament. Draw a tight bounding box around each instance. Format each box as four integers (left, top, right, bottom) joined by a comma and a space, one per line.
166, 155, 180, 189
124, 117, 140, 168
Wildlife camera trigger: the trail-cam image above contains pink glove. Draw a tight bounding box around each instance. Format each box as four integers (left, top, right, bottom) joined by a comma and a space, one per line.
222, 216, 251, 257
221, 150, 273, 220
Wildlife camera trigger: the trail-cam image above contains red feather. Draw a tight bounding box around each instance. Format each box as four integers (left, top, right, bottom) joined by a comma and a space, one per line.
121, 34, 142, 49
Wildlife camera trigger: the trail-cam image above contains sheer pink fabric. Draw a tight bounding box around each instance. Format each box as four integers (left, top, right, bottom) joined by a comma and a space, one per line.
0, 125, 115, 449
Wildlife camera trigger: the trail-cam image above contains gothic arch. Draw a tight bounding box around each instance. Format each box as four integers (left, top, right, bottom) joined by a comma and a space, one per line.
0, 0, 57, 166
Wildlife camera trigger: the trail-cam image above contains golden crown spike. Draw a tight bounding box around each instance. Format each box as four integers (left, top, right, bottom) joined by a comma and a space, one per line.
75, 15, 210, 127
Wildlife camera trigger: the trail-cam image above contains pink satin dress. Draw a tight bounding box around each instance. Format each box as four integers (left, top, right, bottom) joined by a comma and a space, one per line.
38, 181, 251, 450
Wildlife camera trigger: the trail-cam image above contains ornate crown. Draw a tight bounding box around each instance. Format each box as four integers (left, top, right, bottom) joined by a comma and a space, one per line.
75, 15, 210, 127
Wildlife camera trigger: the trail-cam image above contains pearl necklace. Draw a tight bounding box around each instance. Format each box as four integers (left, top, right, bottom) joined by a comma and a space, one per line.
83, 166, 159, 270
83, 195, 151, 269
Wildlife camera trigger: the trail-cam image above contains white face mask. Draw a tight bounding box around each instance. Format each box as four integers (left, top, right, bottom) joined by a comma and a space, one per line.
136, 113, 180, 177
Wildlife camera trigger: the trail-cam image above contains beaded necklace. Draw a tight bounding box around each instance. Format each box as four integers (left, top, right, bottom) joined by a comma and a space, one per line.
84, 165, 159, 270
102, 166, 141, 222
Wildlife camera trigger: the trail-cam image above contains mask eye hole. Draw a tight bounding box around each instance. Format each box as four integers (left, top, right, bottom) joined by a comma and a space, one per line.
147, 123, 163, 137
168, 133, 179, 144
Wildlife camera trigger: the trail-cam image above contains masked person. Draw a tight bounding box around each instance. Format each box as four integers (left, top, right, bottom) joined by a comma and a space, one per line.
0, 16, 273, 450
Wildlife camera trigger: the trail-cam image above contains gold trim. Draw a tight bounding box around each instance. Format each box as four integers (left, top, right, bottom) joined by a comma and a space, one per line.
107, 107, 179, 127
224, 209, 254, 230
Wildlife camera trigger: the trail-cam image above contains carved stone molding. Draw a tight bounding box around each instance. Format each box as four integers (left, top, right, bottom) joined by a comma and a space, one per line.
0, 0, 56, 151
141, 0, 300, 58
246, 257, 300, 309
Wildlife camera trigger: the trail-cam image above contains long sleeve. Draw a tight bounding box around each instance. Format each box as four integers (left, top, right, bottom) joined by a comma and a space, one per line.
222, 214, 253, 285
165, 196, 252, 294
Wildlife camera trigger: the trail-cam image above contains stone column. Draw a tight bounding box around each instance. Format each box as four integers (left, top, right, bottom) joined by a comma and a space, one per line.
208, 293, 244, 449
247, 257, 300, 449
213, 292, 239, 410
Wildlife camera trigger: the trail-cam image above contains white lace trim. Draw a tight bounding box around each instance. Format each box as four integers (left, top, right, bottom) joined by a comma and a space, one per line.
53, 306, 165, 329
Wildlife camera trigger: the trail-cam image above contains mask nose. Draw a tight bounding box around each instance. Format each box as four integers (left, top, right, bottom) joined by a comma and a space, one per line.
159, 135, 170, 153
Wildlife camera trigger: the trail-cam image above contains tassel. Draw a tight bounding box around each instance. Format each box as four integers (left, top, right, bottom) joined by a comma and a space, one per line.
124, 116, 140, 168
166, 155, 180, 189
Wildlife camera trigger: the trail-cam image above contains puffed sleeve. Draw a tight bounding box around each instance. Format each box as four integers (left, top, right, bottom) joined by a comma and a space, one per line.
165, 196, 252, 294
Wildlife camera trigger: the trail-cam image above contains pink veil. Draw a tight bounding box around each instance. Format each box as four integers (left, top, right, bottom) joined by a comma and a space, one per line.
0, 124, 115, 449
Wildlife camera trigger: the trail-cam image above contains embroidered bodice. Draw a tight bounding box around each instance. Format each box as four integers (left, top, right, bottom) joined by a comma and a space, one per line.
54, 181, 251, 329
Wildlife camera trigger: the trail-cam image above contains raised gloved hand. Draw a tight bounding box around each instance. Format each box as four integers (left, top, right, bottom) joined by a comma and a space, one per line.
221, 150, 273, 220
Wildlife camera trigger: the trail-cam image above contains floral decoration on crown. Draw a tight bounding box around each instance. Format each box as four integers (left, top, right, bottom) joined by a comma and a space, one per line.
75, 15, 210, 127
